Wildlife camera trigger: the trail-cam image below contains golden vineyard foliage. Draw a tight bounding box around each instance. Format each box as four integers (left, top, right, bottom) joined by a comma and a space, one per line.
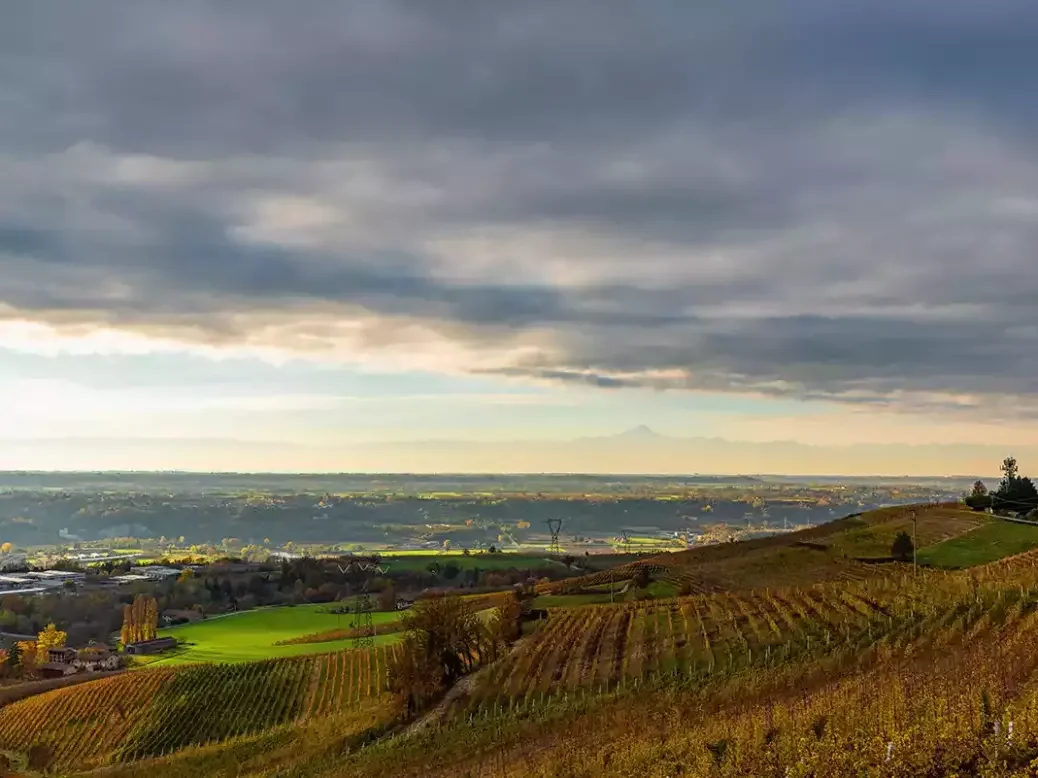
0, 645, 398, 772
289, 549, 1038, 778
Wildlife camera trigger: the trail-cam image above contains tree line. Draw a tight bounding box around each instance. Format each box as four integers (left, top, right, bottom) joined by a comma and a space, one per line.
966, 457, 1038, 516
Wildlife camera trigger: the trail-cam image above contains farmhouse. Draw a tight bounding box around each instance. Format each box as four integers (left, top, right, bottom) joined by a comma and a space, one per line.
124, 636, 178, 655
39, 647, 79, 677
73, 644, 122, 672
39, 644, 123, 677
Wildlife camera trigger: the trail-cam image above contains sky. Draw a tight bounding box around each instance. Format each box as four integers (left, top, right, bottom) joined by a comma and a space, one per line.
2, 2, 1037, 474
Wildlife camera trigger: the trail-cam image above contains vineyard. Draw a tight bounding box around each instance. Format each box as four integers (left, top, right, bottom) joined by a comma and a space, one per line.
461, 569, 990, 715
334, 592, 1038, 778
268, 559, 1038, 778
13, 505, 1038, 777
0, 644, 398, 771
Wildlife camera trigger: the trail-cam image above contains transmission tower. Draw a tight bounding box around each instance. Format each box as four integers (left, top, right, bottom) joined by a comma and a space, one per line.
546, 518, 563, 556
621, 530, 631, 555
350, 590, 375, 649
343, 555, 390, 650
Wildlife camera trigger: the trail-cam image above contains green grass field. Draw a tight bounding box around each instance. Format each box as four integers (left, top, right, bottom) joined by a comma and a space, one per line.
918, 519, 1038, 569
147, 605, 403, 665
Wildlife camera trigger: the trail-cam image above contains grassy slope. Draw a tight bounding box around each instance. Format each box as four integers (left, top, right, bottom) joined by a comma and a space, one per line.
148, 605, 403, 665
543, 503, 985, 596
825, 507, 987, 559
918, 518, 1038, 568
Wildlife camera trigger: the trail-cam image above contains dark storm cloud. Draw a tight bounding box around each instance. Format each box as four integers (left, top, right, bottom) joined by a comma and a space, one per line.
2, 1, 1038, 413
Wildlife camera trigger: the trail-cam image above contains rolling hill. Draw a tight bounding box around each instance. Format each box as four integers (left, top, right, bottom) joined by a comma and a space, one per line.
8, 503, 1038, 777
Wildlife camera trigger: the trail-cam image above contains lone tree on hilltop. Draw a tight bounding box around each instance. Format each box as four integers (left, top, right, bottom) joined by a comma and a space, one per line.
891, 531, 914, 563
993, 456, 1038, 515
1001, 457, 1020, 485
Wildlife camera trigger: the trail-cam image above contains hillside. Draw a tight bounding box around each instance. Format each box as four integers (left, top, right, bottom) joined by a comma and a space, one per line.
55, 553, 1038, 777
10, 504, 1038, 777
0, 647, 398, 773
539, 503, 986, 597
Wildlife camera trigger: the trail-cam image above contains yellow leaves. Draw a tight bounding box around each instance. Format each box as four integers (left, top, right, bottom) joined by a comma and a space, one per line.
36, 623, 67, 662
122, 594, 159, 645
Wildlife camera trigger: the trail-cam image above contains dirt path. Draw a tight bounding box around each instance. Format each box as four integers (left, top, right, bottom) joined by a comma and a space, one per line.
404, 673, 481, 737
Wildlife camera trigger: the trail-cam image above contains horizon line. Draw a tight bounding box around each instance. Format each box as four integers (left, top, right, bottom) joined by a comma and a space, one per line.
0, 469, 992, 479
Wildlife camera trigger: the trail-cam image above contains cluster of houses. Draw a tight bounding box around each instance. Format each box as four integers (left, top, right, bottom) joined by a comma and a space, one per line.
31, 636, 180, 677
0, 631, 181, 678
39, 644, 123, 677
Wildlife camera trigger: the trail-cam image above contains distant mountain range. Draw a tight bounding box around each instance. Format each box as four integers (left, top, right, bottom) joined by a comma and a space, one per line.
0, 427, 1020, 478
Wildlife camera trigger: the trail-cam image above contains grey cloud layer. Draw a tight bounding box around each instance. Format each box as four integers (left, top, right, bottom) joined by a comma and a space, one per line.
2, 1, 1038, 413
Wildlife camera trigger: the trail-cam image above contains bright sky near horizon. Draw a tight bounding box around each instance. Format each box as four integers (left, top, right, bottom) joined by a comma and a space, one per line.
2, 2, 1038, 473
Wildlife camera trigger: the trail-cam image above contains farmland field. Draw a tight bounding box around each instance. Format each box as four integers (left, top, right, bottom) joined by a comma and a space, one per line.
149, 605, 404, 664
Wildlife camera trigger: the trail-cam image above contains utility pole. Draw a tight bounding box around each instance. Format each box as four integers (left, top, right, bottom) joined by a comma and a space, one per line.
911, 509, 918, 573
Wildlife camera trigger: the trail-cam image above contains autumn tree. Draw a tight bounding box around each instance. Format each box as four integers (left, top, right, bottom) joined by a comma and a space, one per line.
489, 591, 524, 652
35, 623, 67, 664
378, 583, 397, 611
6, 641, 20, 672
0, 542, 12, 554
121, 594, 159, 645
15, 641, 36, 675
386, 595, 489, 716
